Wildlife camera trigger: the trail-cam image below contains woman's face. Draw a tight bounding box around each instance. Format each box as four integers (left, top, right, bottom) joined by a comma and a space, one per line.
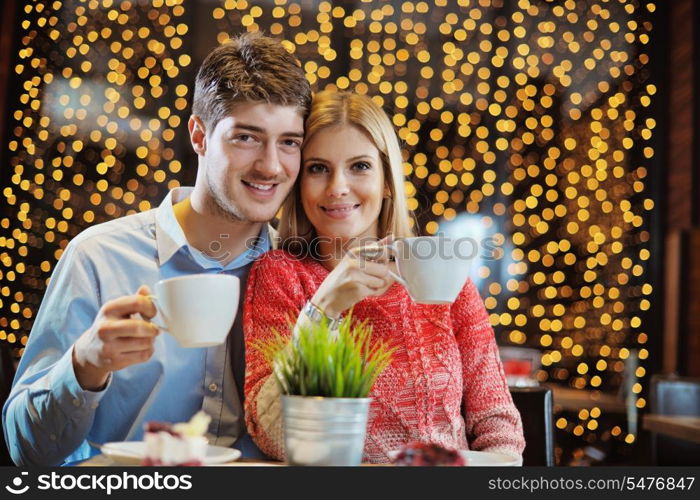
301, 124, 385, 246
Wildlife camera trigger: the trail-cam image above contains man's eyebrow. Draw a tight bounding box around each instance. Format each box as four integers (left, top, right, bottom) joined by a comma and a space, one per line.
303, 155, 372, 164
234, 123, 304, 137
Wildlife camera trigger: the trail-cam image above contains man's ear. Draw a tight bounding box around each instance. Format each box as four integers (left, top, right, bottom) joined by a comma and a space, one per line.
188, 116, 207, 156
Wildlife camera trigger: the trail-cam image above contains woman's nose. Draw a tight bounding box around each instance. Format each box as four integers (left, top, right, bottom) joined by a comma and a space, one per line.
326, 171, 350, 198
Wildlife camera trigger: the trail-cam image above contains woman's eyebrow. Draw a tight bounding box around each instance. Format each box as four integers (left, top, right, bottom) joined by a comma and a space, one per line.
303, 156, 328, 163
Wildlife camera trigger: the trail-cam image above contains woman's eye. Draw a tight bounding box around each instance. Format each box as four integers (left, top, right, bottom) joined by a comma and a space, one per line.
352, 161, 371, 171
307, 163, 328, 174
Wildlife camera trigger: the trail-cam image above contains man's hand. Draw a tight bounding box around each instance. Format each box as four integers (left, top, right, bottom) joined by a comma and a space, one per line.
72, 285, 160, 391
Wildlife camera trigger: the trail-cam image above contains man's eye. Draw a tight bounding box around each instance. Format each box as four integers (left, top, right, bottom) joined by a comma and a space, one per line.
282, 139, 301, 148
235, 134, 255, 142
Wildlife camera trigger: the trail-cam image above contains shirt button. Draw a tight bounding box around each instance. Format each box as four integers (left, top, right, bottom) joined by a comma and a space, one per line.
49, 434, 57, 441
208, 383, 218, 392
72, 398, 81, 407
91, 402, 99, 409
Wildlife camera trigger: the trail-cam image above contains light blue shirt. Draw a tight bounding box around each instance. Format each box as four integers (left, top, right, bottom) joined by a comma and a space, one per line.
2, 187, 270, 465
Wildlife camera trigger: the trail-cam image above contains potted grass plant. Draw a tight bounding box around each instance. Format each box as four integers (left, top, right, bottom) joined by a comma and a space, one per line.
252, 313, 394, 466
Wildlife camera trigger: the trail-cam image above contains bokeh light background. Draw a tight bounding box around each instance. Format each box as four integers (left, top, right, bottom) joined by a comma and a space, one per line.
0, 0, 660, 463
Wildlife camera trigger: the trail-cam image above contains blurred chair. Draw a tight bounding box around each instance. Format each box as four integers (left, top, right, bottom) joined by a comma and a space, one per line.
650, 375, 700, 465
500, 346, 541, 387
0, 341, 16, 465
510, 386, 554, 466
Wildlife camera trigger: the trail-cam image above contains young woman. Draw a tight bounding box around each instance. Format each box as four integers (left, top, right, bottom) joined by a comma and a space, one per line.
243, 91, 525, 463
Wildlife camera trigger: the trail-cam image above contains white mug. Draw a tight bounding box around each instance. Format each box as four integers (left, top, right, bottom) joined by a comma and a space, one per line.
149, 274, 239, 348
388, 236, 474, 304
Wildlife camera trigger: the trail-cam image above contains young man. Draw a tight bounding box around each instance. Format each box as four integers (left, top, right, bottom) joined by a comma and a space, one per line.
2, 33, 311, 465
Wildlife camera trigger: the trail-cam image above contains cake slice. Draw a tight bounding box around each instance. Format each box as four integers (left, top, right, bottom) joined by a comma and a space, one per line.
392, 441, 467, 466
143, 411, 211, 466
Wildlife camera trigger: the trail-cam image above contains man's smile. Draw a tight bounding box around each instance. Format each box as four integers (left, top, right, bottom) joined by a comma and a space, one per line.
241, 179, 279, 196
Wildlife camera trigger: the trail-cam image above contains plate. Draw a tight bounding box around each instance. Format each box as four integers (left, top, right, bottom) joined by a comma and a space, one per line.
459, 450, 521, 466
101, 441, 242, 465
388, 448, 521, 466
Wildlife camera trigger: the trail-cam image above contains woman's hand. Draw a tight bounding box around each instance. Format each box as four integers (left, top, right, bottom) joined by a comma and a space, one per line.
310, 238, 395, 318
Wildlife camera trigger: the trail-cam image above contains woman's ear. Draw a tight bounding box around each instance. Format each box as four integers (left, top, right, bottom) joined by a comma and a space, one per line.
383, 184, 392, 199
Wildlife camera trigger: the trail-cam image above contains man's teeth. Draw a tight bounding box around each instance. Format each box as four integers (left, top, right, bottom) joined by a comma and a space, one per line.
246, 181, 274, 191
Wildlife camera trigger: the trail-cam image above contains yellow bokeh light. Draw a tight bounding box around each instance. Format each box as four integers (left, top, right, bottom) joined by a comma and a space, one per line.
1, 0, 655, 453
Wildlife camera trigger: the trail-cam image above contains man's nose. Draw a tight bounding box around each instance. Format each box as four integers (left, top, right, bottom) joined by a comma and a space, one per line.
254, 141, 283, 178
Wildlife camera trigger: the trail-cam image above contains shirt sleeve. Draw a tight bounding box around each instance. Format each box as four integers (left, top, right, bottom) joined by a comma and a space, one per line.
451, 279, 526, 461
2, 241, 111, 466
243, 252, 307, 461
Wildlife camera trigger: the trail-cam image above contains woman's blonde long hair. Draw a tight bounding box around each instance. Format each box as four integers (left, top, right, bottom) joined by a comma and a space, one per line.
278, 91, 415, 251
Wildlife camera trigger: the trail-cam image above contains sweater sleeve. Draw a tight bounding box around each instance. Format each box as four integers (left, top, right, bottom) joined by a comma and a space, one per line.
243, 252, 306, 460
451, 279, 525, 461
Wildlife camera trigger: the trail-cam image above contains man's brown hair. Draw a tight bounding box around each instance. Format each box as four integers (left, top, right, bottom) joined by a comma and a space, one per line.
192, 32, 311, 131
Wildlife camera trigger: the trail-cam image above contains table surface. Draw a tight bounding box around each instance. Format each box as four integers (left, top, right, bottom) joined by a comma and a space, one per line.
642, 414, 700, 445
79, 451, 513, 467
79, 454, 284, 467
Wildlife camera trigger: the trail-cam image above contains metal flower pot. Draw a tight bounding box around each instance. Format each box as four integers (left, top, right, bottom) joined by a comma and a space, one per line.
282, 395, 371, 466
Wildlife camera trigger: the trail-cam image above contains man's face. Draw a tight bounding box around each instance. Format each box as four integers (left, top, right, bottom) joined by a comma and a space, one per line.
193, 102, 305, 223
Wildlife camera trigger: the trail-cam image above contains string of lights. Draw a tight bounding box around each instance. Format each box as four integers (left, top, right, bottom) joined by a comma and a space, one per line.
0, 0, 657, 462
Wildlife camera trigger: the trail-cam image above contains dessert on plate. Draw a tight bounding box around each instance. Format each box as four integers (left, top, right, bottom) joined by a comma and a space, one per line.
143, 411, 211, 466
392, 441, 467, 466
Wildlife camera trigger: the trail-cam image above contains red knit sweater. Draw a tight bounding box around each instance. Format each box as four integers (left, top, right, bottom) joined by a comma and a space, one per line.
243, 250, 525, 463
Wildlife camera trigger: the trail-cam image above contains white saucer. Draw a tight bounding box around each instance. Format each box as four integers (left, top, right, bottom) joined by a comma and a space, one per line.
459, 450, 521, 466
388, 448, 521, 466
101, 441, 241, 465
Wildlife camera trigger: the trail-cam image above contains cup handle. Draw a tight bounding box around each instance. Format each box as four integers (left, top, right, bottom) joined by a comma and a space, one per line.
146, 295, 168, 331
386, 242, 408, 288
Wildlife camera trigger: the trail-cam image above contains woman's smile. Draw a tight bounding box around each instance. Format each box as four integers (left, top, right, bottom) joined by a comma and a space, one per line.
320, 202, 361, 219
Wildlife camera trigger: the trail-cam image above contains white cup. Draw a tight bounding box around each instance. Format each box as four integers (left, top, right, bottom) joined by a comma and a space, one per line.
387, 236, 474, 304
149, 274, 239, 348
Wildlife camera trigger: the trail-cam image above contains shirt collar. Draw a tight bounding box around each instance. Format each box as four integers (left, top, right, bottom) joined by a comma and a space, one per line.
155, 187, 192, 266
155, 187, 271, 270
